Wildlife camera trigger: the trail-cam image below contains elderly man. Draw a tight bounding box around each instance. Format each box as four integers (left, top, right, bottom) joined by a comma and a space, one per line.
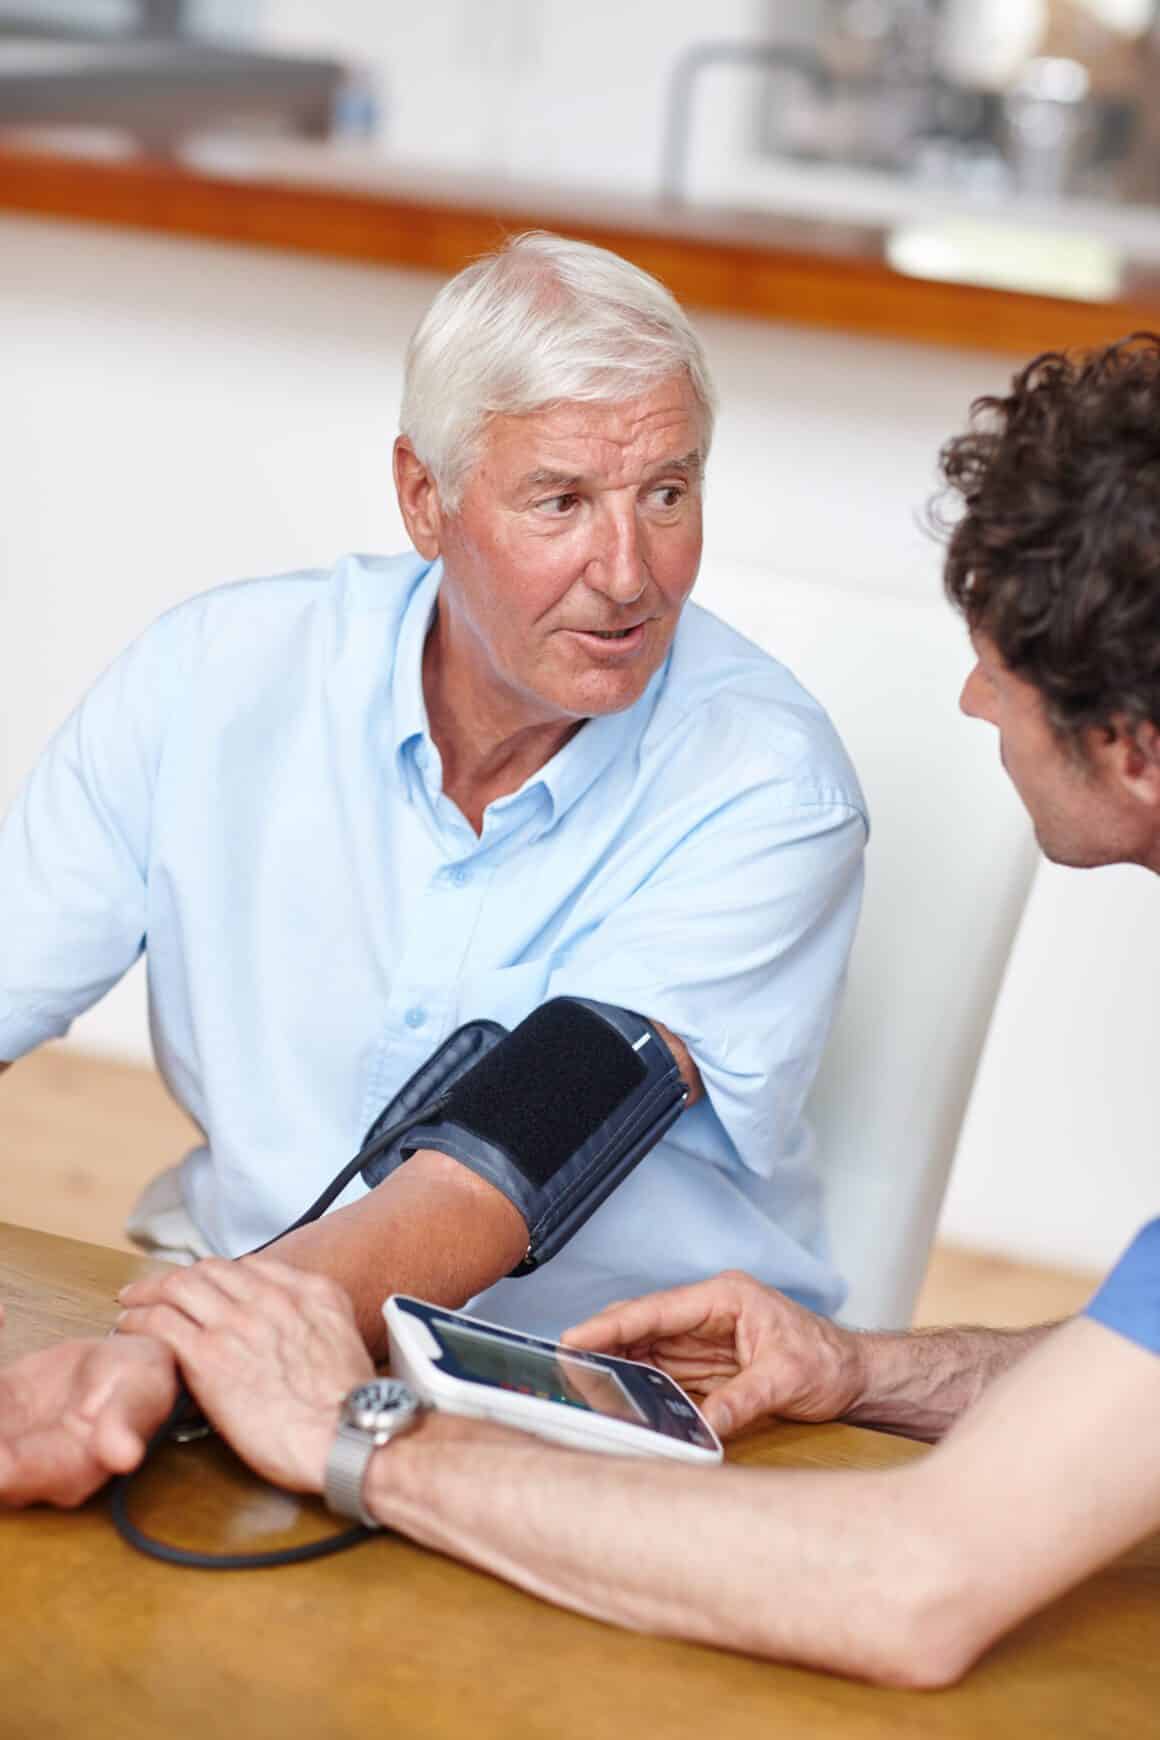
0, 234, 864, 1495
55, 335, 1156, 1686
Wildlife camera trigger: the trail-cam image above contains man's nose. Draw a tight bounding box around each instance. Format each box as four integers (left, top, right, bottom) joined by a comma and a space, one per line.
584, 508, 646, 604
959, 663, 992, 723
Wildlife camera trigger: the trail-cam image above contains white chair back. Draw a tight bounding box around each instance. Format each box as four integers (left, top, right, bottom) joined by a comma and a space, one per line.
695, 562, 1037, 1328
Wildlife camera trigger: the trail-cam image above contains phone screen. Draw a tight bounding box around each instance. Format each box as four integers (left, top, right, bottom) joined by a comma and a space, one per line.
435, 1321, 645, 1424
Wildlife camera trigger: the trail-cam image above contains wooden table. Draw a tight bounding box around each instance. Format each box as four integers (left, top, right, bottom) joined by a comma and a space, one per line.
2, 1221, 1157, 1739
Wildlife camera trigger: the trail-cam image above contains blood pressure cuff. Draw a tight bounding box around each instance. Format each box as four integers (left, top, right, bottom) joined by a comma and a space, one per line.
358, 997, 687, 1275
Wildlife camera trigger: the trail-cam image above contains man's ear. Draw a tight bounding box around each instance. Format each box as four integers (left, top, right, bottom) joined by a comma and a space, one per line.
393, 437, 445, 560
1111, 719, 1160, 804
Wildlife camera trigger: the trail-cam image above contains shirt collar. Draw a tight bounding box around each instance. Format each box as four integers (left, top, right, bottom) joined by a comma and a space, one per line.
389, 558, 443, 797
531, 678, 661, 829
389, 557, 668, 828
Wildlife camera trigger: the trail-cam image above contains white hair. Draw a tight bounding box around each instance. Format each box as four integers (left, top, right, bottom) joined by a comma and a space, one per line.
399, 231, 717, 509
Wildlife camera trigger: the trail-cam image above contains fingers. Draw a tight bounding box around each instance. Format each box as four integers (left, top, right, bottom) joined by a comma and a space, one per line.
0, 1424, 103, 1509
563, 1280, 724, 1353
117, 1267, 179, 1309
558, 1298, 629, 1349
116, 1302, 207, 1367
0, 1338, 179, 1508
120, 1255, 352, 1328
90, 1346, 178, 1470
114, 1301, 241, 1446
118, 1262, 367, 1419
697, 1370, 777, 1439
117, 1260, 299, 1353
73, 1336, 175, 1423
119, 1257, 258, 1315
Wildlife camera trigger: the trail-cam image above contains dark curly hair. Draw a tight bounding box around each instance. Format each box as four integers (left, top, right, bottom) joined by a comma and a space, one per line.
937, 333, 1160, 749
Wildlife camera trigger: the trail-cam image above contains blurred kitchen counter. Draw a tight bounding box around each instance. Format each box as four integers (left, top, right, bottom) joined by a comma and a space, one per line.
2, 134, 1160, 357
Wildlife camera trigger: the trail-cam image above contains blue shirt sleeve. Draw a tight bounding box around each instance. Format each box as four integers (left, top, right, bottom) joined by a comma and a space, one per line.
546, 771, 866, 1184
1084, 1219, 1160, 1356
0, 602, 195, 1059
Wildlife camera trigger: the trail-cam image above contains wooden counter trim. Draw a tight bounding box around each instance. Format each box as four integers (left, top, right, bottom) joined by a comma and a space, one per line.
2, 143, 1160, 357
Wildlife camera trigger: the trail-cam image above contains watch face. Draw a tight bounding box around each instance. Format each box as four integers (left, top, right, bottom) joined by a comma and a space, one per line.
344, 1377, 419, 1433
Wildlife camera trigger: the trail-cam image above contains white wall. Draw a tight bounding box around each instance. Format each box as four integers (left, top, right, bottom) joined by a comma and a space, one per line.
2, 211, 1156, 1274
254, 0, 765, 197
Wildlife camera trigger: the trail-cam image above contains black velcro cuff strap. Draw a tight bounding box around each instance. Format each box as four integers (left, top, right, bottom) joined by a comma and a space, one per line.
359, 998, 686, 1275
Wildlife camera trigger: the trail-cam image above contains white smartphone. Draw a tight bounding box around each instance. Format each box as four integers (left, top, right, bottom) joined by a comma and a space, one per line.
384, 1294, 723, 1465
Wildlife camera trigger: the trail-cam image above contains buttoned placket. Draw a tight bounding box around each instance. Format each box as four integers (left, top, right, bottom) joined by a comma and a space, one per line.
357, 740, 548, 1139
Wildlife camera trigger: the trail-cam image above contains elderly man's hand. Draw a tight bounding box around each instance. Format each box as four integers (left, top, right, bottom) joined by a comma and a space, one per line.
0, 1334, 178, 1508
563, 1271, 867, 1438
117, 1257, 374, 1494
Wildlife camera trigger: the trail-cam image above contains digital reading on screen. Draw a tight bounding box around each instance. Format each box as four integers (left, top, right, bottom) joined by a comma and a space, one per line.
436, 1321, 645, 1424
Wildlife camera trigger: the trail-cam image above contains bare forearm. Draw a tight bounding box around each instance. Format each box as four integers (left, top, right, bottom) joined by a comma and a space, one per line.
261, 1012, 697, 1358
271, 1152, 527, 1359
370, 1422, 952, 1686
369, 1318, 1159, 1689
844, 1322, 1060, 1441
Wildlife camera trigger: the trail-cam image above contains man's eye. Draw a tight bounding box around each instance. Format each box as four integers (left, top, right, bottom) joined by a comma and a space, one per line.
538, 493, 579, 515
650, 484, 685, 510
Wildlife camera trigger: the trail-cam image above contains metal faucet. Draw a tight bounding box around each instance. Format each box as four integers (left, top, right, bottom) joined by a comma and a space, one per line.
660, 39, 833, 204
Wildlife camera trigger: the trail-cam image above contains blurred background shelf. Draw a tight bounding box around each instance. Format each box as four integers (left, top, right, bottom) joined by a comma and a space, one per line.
6, 1, 1160, 354
3, 136, 1160, 357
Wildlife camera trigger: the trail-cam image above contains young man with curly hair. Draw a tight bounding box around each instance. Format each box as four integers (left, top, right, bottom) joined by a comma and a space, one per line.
6, 335, 1159, 1690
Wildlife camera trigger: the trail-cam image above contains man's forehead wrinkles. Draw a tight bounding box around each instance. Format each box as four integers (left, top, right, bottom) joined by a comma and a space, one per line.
515, 448, 701, 494
481, 383, 704, 496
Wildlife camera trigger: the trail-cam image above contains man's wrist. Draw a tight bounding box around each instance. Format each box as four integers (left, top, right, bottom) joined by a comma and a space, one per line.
305, 1408, 347, 1496
358, 1411, 438, 1527
839, 1325, 1029, 1441
358, 1410, 526, 1529
841, 1330, 934, 1430
819, 1318, 871, 1417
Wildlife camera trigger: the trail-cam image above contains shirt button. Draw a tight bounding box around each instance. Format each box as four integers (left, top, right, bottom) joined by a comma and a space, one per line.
449, 866, 470, 887
404, 1006, 427, 1030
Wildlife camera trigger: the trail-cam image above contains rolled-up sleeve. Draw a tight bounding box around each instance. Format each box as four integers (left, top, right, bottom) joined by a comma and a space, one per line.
547, 777, 866, 1182
0, 606, 191, 1058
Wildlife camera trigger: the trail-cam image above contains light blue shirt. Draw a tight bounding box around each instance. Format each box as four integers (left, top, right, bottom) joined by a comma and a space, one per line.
0, 553, 867, 1335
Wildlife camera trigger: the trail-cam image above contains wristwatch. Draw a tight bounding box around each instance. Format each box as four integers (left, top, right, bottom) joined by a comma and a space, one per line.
324, 1377, 427, 1528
